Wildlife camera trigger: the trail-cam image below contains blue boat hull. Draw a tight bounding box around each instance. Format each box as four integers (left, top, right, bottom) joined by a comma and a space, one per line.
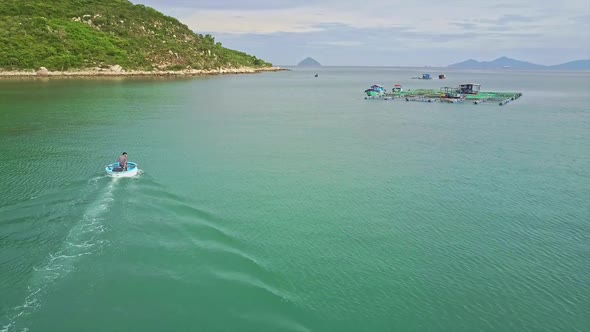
105, 162, 138, 177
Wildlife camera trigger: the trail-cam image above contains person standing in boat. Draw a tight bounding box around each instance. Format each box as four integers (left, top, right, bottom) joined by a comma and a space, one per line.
118, 152, 128, 171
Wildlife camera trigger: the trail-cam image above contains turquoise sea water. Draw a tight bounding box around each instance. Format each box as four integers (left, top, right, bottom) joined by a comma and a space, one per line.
1, 67, 589, 331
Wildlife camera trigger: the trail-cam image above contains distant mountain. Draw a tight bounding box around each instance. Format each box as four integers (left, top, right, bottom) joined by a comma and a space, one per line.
449, 59, 480, 68
448, 57, 544, 69
297, 57, 321, 67
548, 60, 590, 70
448, 57, 590, 70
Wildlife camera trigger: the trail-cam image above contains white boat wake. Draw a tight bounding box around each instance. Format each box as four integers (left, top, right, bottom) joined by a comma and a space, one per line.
1, 177, 118, 332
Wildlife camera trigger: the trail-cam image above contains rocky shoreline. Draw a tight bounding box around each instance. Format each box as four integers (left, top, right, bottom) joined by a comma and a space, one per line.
0, 66, 288, 78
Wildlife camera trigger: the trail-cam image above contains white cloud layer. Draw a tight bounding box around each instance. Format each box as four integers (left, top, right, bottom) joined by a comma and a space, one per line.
181, 0, 589, 35
134, 0, 590, 65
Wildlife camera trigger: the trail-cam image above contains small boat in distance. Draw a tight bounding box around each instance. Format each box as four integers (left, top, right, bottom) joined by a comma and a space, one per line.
105, 162, 138, 177
364, 84, 386, 98
412, 73, 432, 80
439, 74, 446, 79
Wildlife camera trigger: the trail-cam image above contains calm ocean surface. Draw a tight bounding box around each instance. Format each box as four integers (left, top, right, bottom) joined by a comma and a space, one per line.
0, 67, 589, 331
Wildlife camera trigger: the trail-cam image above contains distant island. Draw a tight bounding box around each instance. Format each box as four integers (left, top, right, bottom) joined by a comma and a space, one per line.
0, 0, 278, 76
297, 57, 322, 67
448, 57, 590, 70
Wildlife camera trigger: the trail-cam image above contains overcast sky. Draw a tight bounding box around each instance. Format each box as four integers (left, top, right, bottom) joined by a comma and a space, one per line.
133, 0, 590, 66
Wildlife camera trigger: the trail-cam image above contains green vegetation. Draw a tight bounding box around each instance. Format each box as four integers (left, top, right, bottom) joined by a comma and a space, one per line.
0, 0, 272, 71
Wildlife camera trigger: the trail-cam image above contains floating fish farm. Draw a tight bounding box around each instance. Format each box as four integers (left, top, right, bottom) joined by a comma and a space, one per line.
364, 83, 523, 106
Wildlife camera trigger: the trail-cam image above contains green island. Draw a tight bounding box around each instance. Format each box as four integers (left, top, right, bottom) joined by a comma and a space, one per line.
0, 0, 277, 74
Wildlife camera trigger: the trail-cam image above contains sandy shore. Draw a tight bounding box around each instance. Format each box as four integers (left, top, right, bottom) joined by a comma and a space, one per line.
0, 66, 288, 78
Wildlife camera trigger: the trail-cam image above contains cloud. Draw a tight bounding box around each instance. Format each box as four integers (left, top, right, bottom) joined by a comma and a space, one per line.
135, 0, 307, 10
176, 0, 588, 42
572, 13, 590, 24
131, 0, 590, 66
310, 40, 365, 47
182, 8, 327, 34
481, 14, 537, 24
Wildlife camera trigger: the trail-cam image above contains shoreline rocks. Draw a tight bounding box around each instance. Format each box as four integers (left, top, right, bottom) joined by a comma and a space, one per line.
36, 67, 49, 76
109, 65, 123, 73
0, 66, 288, 78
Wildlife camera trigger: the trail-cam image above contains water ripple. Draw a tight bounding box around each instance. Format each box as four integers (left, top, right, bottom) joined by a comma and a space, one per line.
1, 176, 116, 332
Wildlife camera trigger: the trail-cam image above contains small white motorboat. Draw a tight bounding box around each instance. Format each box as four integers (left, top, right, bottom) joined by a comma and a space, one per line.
105, 162, 138, 177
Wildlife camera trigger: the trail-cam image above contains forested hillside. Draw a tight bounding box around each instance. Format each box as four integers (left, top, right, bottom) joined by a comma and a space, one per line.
0, 0, 271, 70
